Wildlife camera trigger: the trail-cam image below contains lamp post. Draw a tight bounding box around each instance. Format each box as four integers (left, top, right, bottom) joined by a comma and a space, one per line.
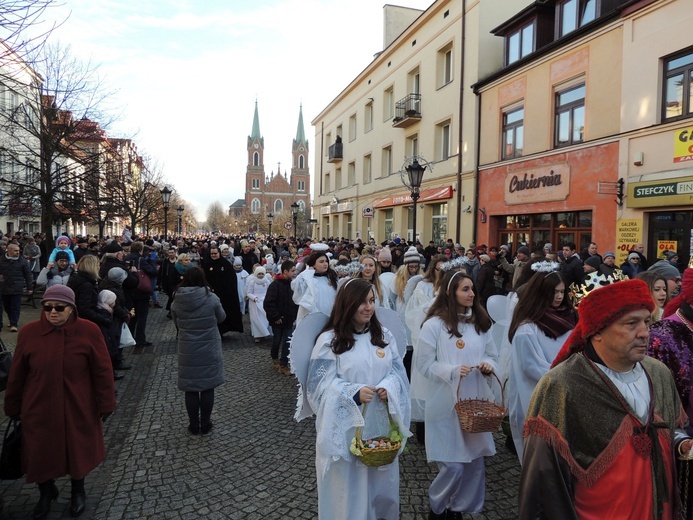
176, 205, 184, 236
267, 212, 274, 237
160, 186, 172, 239
405, 160, 425, 244
291, 202, 300, 239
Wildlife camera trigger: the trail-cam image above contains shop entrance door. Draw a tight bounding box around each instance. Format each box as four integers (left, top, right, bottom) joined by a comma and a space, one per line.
647, 211, 693, 269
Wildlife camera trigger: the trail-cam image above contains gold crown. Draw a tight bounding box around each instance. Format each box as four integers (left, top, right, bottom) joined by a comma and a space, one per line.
568, 269, 628, 307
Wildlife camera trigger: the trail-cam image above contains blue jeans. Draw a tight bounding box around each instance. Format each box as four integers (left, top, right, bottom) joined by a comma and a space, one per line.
0, 294, 22, 328
271, 326, 292, 366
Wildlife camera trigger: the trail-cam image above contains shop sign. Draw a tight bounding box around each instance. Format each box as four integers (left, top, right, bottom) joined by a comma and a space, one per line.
373, 186, 453, 208
628, 175, 693, 208
674, 127, 693, 163
615, 219, 642, 266
657, 240, 678, 258
504, 164, 570, 205
362, 206, 374, 218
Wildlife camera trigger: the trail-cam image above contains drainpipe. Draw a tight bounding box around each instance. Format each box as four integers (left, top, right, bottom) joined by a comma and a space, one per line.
472, 84, 481, 244
456, 0, 466, 243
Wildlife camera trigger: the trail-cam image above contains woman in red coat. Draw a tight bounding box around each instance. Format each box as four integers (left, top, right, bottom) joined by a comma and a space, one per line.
4, 285, 116, 519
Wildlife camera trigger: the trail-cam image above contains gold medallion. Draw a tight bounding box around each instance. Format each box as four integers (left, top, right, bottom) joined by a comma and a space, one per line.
456, 339, 465, 349
376, 349, 385, 358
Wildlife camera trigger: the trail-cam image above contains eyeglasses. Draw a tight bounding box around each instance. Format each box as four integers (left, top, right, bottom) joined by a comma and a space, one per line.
43, 305, 68, 313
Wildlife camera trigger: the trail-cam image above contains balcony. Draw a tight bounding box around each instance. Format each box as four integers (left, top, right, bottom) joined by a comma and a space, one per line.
328, 141, 343, 163
393, 93, 422, 128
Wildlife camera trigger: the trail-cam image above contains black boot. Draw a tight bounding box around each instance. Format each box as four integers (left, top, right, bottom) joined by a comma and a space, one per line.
446, 511, 463, 520
33, 480, 58, 520
428, 509, 446, 520
70, 478, 86, 517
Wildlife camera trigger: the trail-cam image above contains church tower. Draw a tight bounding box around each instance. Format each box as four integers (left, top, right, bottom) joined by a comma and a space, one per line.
246, 101, 265, 214
290, 104, 310, 212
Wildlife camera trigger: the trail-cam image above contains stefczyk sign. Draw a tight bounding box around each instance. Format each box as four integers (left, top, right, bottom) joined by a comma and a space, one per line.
628, 176, 693, 208
504, 163, 570, 205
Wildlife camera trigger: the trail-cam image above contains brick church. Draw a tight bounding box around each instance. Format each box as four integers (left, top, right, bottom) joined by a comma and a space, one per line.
229, 102, 310, 224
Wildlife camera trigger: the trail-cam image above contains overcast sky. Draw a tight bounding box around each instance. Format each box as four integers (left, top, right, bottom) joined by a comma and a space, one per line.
37, 0, 432, 219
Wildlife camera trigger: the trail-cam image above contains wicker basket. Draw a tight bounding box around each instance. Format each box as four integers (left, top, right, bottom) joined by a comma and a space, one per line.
353, 402, 402, 467
455, 369, 507, 434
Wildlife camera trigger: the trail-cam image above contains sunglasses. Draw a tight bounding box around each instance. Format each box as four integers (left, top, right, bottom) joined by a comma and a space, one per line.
43, 305, 69, 313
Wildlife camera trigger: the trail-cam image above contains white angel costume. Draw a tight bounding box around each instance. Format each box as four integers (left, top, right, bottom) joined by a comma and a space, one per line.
405, 279, 436, 421
304, 328, 411, 520
234, 263, 249, 314
337, 276, 390, 309
417, 316, 499, 514
291, 269, 337, 324
506, 322, 571, 462
245, 273, 271, 338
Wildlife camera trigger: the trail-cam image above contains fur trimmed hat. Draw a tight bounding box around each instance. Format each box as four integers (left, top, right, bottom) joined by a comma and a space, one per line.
552, 279, 654, 367
403, 246, 420, 264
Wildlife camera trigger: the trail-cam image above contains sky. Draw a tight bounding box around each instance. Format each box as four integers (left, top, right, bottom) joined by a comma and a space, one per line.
34, 0, 433, 220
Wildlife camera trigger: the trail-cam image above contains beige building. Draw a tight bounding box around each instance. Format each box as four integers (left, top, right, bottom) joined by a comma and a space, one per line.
311, 0, 531, 245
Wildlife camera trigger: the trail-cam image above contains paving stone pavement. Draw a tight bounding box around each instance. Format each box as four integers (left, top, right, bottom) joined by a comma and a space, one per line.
0, 297, 520, 519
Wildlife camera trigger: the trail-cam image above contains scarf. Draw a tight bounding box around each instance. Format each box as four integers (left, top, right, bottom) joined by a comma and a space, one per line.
175, 262, 189, 275
536, 305, 577, 339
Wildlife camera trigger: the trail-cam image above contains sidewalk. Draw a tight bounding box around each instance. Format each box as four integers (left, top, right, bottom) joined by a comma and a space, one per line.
0, 298, 520, 519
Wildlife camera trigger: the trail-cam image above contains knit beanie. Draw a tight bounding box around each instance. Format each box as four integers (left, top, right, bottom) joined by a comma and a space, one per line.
628, 252, 640, 261
517, 246, 530, 256
584, 256, 602, 270
233, 257, 242, 266
41, 285, 76, 308
603, 251, 615, 259
55, 251, 70, 261
378, 247, 392, 262
648, 259, 681, 281
107, 267, 128, 284
403, 246, 420, 264
552, 279, 654, 367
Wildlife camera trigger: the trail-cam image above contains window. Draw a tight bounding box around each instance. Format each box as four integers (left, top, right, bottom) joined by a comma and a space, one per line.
559, 0, 596, 38
325, 132, 332, 156
298, 180, 305, 191
555, 84, 585, 147
502, 107, 524, 159
299, 155, 305, 169
251, 198, 261, 214
438, 43, 453, 87
348, 162, 355, 186
384, 209, 394, 240
507, 21, 534, 65
274, 199, 284, 213
252, 178, 260, 189
324, 172, 330, 193
253, 151, 259, 166
364, 154, 372, 184
335, 167, 342, 190
663, 49, 693, 121
436, 120, 452, 160
406, 134, 419, 158
349, 114, 357, 142
381, 146, 392, 178
384, 87, 394, 121
365, 102, 373, 132
432, 204, 449, 244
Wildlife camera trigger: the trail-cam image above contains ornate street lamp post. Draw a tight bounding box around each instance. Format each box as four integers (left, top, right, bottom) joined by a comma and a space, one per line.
160, 186, 172, 239
267, 212, 274, 237
405, 160, 425, 244
291, 202, 300, 239
176, 205, 184, 235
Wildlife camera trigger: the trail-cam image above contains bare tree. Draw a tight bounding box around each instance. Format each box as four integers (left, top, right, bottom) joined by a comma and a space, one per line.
205, 201, 229, 233
0, 0, 60, 66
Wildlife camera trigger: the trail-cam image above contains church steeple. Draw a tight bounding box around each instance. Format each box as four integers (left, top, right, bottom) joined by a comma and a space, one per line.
251, 100, 262, 141
294, 103, 305, 144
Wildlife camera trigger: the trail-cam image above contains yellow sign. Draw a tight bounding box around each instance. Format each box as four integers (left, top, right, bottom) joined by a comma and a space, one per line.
615, 219, 642, 265
674, 127, 693, 163
657, 240, 678, 258
628, 175, 693, 208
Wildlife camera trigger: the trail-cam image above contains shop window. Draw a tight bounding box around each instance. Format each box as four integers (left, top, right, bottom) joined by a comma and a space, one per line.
506, 21, 534, 65
663, 48, 693, 121
558, 0, 596, 38
502, 107, 524, 159
432, 203, 448, 245
555, 83, 585, 147
498, 210, 592, 252
384, 209, 394, 240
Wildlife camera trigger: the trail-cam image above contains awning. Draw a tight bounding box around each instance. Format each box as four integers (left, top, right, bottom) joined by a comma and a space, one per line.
373, 186, 453, 208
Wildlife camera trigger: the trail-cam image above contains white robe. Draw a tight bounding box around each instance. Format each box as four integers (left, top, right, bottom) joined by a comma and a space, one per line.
405, 280, 436, 421
506, 322, 571, 462
235, 268, 249, 314
416, 316, 498, 463
245, 276, 271, 338
306, 329, 411, 520
291, 269, 337, 324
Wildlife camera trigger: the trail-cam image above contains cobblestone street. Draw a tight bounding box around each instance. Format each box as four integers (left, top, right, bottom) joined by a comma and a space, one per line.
0, 298, 520, 519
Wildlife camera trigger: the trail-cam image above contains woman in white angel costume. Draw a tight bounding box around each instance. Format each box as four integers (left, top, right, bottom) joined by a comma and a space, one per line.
417, 270, 499, 519
291, 244, 339, 324
296, 278, 410, 520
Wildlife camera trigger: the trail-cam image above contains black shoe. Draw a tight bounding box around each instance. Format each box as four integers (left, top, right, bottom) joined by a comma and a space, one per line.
200, 421, 213, 435
428, 509, 446, 520
33, 482, 58, 520
141, 341, 153, 347
70, 491, 86, 517
446, 511, 463, 520
188, 424, 200, 435
113, 363, 132, 370
114, 373, 125, 381
166, 312, 172, 319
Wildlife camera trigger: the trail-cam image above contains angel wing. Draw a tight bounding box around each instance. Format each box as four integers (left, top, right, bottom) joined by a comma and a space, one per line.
375, 307, 407, 358
289, 312, 329, 421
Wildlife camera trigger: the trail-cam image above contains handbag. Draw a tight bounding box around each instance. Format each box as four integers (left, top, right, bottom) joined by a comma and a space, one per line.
0, 337, 12, 393
119, 322, 136, 348
135, 258, 152, 293
0, 418, 23, 480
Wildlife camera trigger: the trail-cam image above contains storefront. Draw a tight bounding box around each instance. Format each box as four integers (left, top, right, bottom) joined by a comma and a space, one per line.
476, 143, 619, 254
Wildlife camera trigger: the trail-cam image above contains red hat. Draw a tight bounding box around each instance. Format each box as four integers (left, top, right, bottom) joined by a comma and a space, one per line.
552, 279, 654, 367
663, 267, 693, 318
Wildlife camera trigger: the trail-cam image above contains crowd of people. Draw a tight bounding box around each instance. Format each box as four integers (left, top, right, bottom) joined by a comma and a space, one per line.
1, 227, 693, 518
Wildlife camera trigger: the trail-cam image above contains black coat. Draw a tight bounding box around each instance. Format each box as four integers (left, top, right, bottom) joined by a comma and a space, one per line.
67, 271, 110, 327
476, 263, 497, 308
0, 255, 33, 295
203, 257, 243, 334
263, 275, 298, 329
124, 253, 157, 301
561, 255, 584, 288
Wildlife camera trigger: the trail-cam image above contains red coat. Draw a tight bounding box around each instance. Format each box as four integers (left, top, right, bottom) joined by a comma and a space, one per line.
4, 312, 116, 483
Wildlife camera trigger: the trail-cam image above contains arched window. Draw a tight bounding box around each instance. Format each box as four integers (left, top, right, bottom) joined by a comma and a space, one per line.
299, 155, 304, 169
274, 199, 284, 213
253, 152, 259, 166
251, 198, 261, 213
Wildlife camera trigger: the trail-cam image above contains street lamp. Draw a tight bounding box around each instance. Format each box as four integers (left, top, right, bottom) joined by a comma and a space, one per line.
267, 212, 274, 237
291, 202, 300, 238
176, 205, 184, 236
405, 160, 425, 244
160, 186, 172, 239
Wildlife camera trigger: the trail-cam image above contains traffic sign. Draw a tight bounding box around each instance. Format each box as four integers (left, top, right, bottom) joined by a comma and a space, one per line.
284, 221, 292, 230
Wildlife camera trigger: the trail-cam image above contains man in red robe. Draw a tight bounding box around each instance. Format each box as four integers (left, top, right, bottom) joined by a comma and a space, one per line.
520, 278, 692, 519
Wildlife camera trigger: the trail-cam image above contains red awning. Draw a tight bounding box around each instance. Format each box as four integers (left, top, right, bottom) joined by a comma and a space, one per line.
372, 186, 453, 208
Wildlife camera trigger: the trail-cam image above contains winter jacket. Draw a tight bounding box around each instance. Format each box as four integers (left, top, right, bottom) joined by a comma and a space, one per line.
67, 271, 110, 327
263, 275, 298, 329
36, 265, 74, 287
124, 253, 157, 300
561, 255, 584, 288
171, 286, 226, 392
0, 254, 33, 295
